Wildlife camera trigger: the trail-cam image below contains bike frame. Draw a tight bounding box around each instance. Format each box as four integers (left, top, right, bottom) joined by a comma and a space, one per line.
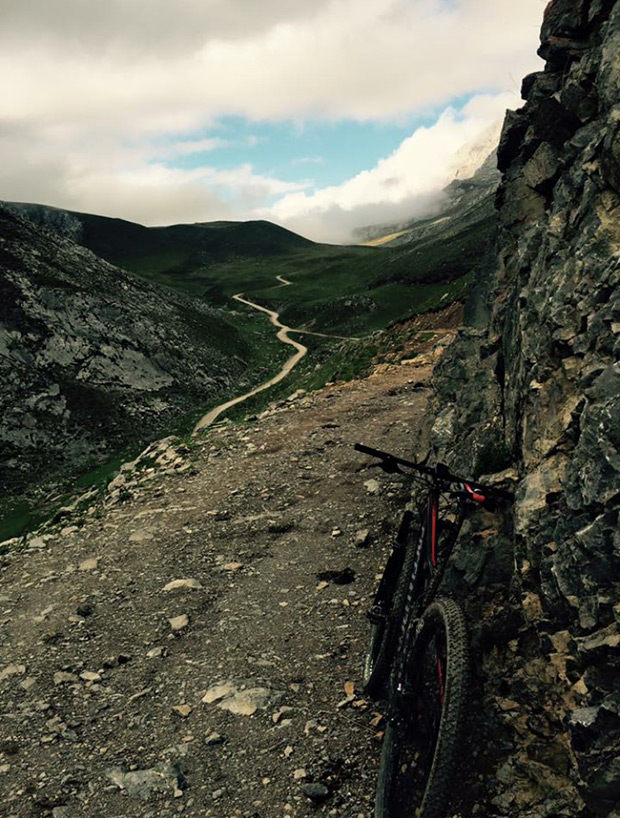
357, 441, 512, 692
369, 480, 471, 633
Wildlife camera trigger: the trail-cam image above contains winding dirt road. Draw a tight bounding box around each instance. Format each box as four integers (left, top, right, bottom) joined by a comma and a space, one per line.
193, 292, 308, 432
193, 278, 360, 433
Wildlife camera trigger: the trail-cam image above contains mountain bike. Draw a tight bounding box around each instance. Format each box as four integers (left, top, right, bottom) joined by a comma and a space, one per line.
354, 443, 512, 818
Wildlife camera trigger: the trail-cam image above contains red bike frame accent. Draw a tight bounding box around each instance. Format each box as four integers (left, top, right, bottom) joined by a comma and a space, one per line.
427, 489, 440, 569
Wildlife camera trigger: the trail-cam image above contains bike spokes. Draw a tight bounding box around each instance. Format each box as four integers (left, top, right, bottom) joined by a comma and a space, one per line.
386, 629, 446, 815
375, 599, 469, 818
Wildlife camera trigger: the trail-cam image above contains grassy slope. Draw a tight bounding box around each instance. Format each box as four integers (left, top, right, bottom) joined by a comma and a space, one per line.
4, 200, 496, 335
121, 225, 490, 336
139, 208, 494, 335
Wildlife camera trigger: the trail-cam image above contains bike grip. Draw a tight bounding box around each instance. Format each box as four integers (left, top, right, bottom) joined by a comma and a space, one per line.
354, 442, 389, 460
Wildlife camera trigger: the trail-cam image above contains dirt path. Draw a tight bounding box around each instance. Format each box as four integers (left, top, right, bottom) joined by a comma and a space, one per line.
194, 293, 308, 432
194, 286, 356, 433
0, 346, 447, 818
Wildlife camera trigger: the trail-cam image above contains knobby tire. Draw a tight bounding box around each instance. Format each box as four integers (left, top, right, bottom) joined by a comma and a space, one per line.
375, 597, 469, 818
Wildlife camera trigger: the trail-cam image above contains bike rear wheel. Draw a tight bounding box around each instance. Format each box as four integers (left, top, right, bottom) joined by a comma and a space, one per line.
364, 525, 421, 699
375, 597, 469, 818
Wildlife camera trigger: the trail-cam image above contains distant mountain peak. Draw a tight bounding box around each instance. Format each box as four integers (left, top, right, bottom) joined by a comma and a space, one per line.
449, 119, 503, 181
355, 121, 501, 247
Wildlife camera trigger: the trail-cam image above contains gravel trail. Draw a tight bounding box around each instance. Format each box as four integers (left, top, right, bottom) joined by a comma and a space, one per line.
0, 345, 447, 818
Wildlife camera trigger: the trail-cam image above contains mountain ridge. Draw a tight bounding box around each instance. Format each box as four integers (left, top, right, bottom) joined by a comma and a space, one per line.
1, 200, 314, 275
355, 127, 501, 246
3, 192, 492, 337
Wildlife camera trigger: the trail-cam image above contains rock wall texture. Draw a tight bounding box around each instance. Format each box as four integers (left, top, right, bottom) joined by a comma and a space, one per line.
0, 208, 250, 497
429, 2, 620, 816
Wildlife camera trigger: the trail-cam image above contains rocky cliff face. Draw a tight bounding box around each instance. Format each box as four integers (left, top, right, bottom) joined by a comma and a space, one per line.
429, 1, 620, 816
0, 207, 251, 498
0, 202, 86, 244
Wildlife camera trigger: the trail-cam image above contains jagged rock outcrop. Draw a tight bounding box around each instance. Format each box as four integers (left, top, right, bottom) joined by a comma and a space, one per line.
429, 2, 620, 816
0, 207, 251, 497
1, 202, 86, 244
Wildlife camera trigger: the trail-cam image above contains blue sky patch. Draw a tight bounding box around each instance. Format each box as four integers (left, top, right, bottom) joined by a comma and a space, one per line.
159, 93, 479, 192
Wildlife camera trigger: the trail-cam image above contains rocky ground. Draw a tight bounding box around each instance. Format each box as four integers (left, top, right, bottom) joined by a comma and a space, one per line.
0, 342, 447, 818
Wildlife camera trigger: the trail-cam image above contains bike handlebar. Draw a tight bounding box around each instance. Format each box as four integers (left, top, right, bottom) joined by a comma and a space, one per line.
354, 443, 513, 501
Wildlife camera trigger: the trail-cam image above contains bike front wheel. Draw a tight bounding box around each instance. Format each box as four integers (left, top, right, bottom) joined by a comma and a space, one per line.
375, 597, 469, 818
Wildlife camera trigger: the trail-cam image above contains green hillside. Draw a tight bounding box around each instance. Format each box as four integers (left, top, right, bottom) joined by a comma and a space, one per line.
1, 176, 498, 539
0, 206, 288, 537
4, 199, 496, 335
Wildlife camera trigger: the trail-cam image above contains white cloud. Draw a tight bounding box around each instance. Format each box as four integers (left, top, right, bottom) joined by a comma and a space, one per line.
0, 0, 545, 233
261, 94, 507, 243
152, 138, 230, 159
0, 0, 543, 127
0, 0, 333, 54
68, 163, 310, 226
0, 124, 310, 225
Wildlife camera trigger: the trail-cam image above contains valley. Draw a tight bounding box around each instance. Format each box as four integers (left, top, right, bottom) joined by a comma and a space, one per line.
0, 156, 497, 540
5, 156, 496, 337
0, 209, 289, 538
1, 2, 619, 818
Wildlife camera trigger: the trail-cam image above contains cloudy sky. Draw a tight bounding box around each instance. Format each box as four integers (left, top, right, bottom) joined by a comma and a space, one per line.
0, 0, 545, 242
